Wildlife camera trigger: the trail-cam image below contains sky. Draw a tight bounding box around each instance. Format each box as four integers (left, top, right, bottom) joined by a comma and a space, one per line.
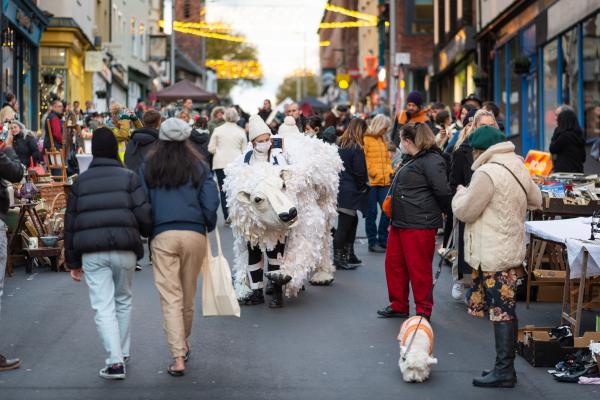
205, 0, 327, 113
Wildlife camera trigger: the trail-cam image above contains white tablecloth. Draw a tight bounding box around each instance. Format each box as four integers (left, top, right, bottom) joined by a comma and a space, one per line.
525, 217, 600, 279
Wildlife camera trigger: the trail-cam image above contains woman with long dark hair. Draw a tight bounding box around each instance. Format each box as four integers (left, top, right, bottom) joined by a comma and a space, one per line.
142, 118, 219, 377
333, 118, 369, 270
549, 107, 586, 173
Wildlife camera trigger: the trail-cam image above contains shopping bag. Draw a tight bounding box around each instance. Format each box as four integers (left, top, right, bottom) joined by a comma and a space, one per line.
202, 227, 241, 317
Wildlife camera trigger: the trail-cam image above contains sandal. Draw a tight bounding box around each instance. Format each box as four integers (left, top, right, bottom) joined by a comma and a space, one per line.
167, 364, 185, 377
184, 345, 191, 363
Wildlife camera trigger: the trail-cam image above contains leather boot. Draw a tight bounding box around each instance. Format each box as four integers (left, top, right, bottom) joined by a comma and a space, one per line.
334, 248, 355, 270
0, 354, 21, 371
240, 289, 264, 305
482, 321, 518, 381
473, 320, 517, 388
269, 283, 284, 308
265, 280, 274, 296
345, 244, 362, 266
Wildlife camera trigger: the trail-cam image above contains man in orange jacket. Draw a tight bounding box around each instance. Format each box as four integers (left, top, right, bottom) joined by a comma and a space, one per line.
397, 91, 429, 125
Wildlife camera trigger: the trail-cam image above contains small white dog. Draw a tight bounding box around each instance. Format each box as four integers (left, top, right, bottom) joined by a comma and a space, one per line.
397, 316, 438, 383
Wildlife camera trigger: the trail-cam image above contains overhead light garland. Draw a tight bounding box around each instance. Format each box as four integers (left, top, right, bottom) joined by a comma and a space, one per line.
324, 4, 377, 23
159, 21, 246, 42
206, 59, 262, 80
319, 40, 331, 47
319, 3, 387, 29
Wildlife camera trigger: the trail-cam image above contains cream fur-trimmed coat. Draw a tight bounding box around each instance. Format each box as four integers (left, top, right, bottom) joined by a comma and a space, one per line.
223, 134, 343, 297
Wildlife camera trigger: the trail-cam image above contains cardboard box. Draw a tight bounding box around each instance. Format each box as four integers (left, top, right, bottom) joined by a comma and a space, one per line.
536, 286, 564, 302
517, 326, 570, 367
573, 332, 600, 348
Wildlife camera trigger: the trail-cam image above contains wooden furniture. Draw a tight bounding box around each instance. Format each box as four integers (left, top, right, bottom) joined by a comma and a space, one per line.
6, 202, 46, 276
525, 235, 568, 308
23, 247, 62, 274
44, 119, 67, 182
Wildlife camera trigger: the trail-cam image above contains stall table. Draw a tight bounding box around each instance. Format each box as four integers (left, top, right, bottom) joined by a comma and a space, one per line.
6, 202, 46, 276
525, 217, 600, 336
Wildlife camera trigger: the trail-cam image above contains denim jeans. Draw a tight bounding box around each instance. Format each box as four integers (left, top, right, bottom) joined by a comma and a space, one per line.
365, 185, 390, 247
0, 221, 6, 315
83, 251, 137, 366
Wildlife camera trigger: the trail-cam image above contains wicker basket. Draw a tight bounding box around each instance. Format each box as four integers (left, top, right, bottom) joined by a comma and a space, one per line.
38, 183, 67, 210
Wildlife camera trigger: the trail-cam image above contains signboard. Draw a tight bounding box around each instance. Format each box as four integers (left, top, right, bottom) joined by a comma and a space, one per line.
395, 52, 411, 66
524, 150, 553, 177
149, 35, 168, 61
348, 69, 360, 79
85, 51, 103, 72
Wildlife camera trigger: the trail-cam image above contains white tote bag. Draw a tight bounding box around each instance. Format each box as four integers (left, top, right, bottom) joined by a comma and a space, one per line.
202, 227, 241, 317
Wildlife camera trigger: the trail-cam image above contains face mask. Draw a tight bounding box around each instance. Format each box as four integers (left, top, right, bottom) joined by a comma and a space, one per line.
399, 140, 407, 154
255, 141, 271, 153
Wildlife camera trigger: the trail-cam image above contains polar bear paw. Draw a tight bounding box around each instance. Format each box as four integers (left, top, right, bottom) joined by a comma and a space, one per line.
310, 271, 335, 286
264, 271, 292, 285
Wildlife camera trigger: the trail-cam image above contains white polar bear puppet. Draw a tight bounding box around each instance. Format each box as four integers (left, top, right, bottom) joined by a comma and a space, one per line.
223, 133, 343, 298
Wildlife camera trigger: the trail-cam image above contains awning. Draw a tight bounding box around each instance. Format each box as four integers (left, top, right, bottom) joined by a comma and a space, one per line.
155, 79, 218, 102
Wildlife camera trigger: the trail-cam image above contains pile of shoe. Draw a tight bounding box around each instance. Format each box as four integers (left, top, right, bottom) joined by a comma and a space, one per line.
549, 349, 599, 383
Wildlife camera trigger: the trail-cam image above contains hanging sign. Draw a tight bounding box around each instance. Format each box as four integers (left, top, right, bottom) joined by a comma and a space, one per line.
524, 150, 553, 177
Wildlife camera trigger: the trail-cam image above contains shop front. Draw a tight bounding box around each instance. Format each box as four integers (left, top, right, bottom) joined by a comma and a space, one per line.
127, 67, 150, 110
1, 0, 47, 130
483, 0, 599, 158
39, 17, 93, 117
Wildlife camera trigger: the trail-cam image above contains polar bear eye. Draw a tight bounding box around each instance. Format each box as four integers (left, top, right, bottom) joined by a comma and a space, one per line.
254, 197, 263, 204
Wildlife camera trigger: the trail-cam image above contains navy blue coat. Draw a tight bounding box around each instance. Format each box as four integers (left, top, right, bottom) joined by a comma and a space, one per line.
337, 144, 369, 214
142, 161, 219, 238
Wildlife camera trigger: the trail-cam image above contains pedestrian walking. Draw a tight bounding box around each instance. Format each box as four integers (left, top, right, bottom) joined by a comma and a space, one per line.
377, 123, 450, 320
324, 104, 350, 136
258, 99, 272, 122
452, 126, 542, 388
333, 118, 369, 270
208, 107, 248, 223
142, 118, 219, 376
549, 107, 586, 173
208, 106, 225, 135
364, 114, 393, 254
449, 109, 498, 301
44, 99, 64, 151
0, 130, 25, 372
124, 110, 161, 173
64, 127, 152, 380
9, 121, 40, 167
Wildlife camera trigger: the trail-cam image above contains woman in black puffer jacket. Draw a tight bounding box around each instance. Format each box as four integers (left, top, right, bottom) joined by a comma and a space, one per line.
549, 108, 586, 173
377, 123, 450, 320
64, 127, 152, 379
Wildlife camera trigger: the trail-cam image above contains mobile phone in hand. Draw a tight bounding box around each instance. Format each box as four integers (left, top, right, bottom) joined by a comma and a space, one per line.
271, 137, 283, 149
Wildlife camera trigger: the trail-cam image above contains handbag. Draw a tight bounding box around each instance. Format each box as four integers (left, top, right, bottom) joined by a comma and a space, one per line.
382, 159, 414, 218
28, 156, 45, 175
202, 227, 241, 317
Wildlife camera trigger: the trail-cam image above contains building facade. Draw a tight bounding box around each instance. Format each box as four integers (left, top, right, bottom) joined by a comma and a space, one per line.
477, 0, 599, 162
1, 0, 48, 130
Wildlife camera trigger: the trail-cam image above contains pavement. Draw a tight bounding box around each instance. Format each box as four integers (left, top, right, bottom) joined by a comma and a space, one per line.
1, 221, 599, 400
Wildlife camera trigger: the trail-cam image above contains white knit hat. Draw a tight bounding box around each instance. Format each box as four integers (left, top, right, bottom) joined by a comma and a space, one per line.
248, 114, 271, 142
159, 117, 192, 141
277, 116, 300, 137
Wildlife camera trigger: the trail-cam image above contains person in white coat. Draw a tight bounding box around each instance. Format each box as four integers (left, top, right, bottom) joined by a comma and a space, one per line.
208, 107, 248, 222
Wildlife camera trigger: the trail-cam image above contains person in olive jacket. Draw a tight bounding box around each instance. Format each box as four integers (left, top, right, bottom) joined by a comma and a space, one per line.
65, 127, 152, 380
378, 123, 450, 320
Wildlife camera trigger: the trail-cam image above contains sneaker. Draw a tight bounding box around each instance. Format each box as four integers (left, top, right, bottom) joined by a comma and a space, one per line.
368, 244, 386, 253
452, 283, 464, 301
135, 265, 143, 271
99, 363, 126, 380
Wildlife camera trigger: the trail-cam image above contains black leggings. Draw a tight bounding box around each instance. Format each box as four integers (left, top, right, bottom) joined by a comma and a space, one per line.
246, 241, 286, 288
333, 213, 358, 249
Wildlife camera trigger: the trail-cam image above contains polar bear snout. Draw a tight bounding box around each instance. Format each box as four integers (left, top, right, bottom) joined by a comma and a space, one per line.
278, 207, 297, 223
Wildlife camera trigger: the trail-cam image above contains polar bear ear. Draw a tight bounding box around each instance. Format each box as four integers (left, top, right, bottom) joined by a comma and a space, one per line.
237, 191, 251, 204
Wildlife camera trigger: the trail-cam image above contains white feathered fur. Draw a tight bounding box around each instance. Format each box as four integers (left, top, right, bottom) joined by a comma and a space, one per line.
224, 135, 342, 297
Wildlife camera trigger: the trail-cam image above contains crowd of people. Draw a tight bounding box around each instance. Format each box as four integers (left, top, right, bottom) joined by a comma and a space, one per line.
0, 87, 590, 389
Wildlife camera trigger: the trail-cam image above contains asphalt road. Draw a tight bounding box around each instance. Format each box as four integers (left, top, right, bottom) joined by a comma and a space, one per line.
1, 222, 599, 400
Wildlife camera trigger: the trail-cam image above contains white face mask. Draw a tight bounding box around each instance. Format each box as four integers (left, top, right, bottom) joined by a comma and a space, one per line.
255, 141, 271, 153
399, 141, 407, 154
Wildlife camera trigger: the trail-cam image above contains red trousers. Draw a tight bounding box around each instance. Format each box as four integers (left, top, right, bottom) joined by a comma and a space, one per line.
385, 227, 436, 316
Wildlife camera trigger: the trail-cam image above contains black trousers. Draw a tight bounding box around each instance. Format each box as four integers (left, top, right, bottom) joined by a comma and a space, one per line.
246, 241, 286, 289
214, 168, 229, 220
333, 213, 358, 250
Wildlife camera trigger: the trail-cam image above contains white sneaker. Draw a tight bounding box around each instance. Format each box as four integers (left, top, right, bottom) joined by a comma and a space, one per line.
451, 283, 464, 301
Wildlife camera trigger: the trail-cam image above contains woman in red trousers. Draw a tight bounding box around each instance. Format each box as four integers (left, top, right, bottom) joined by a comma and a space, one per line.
377, 123, 450, 320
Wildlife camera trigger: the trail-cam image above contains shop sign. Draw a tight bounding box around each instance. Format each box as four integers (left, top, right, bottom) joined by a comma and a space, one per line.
15, 8, 32, 33
395, 52, 411, 66
437, 27, 476, 72
524, 150, 553, 177
149, 35, 168, 61
85, 51, 103, 72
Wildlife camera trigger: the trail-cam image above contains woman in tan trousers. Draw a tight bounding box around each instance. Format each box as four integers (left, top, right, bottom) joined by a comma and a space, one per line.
142, 118, 219, 376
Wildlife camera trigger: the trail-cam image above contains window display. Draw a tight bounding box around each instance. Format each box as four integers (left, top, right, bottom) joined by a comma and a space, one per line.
583, 13, 600, 139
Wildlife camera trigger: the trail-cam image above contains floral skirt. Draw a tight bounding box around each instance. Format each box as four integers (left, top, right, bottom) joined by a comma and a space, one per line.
466, 267, 519, 322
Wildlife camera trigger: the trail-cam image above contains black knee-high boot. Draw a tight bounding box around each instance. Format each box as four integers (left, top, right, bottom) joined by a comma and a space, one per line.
473, 320, 517, 388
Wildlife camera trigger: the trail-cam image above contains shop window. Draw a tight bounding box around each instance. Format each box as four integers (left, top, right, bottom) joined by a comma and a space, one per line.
583, 13, 600, 139
1, 27, 15, 96
562, 27, 579, 115
131, 17, 137, 58
406, 0, 433, 35
542, 39, 559, 150
497, 46, 507, 126
453, 67, 466, 103
140, 23, 146, 60
41, 47, 67, 67
509, 38, 520, 136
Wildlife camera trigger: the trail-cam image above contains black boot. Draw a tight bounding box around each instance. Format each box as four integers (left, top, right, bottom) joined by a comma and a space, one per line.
269, 283, 284, 308
345, 244, 362, 266
334, 248, 355, 270
240, 289, 264, 305
473, 320, 517, 388
482, 322, 518, 381
265, 280, 274, 296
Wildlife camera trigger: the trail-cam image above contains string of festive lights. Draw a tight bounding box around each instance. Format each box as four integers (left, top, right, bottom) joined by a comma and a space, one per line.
159, 20, 246, 42
205, 59, 262, 80
324, 3, 377, 23
319, 40, 331, 47
159, 20, 232, 32
320, 20, 375, 29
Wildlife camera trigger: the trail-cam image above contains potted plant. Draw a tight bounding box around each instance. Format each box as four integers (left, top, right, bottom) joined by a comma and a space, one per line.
513, 55, 531, 75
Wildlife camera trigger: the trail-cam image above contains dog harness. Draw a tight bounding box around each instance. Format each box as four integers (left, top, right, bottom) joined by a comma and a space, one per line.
398, 316, 434, 355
